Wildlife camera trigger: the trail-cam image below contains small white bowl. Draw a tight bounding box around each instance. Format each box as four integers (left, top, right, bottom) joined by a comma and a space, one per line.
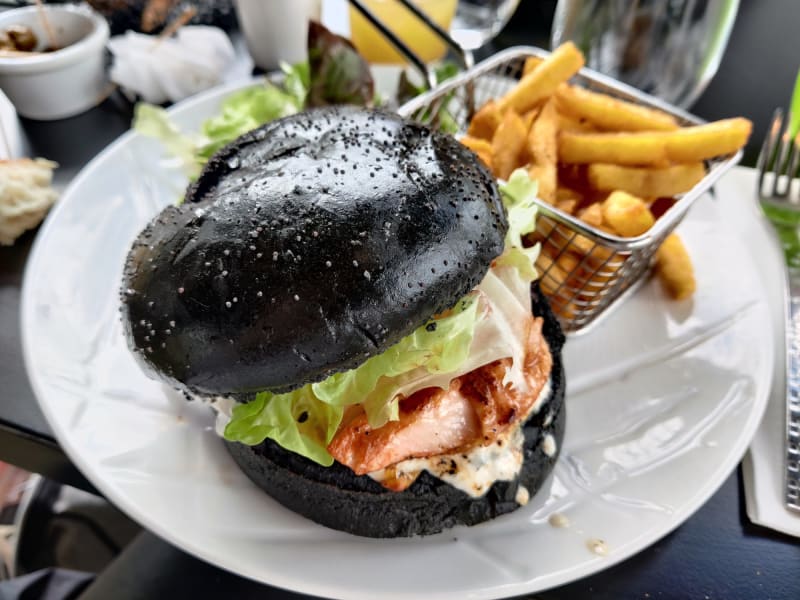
0, 5, 110, 121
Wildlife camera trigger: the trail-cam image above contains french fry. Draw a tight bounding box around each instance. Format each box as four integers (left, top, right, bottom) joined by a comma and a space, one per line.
587, 162, 706, 197
578, 202, 603, 228
522, 56, 544, 76
661, 117, 752, 162
527, 164, 556, 204
655, 233, 696, 300
527, 99, 558, 202
459, 136, 493, 170
555, 198, 578, 215
535, 251, 567, 296
559, 118, 752, 166
556, 185, 584, 205
498, 42, 584, 113
559, 130, 669, 165
467, 100, 503, 140
556, 84, 679, 131
492, 110, 528, 180
557, 112, 596, 133
519, 107, 542, 163
601, 191, 655, 237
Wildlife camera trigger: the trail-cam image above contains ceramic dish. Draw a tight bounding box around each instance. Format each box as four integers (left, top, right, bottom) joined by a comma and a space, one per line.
21, 82, 774, 599
0, 5, 109, 120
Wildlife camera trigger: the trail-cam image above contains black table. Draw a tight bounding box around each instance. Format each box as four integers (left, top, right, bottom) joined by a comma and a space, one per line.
1, 1, 799, 598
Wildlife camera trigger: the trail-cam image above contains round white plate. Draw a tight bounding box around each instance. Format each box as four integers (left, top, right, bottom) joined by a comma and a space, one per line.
22, 83, 773, 599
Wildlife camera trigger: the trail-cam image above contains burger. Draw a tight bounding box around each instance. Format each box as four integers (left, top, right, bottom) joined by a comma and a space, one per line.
121, 106, 565, 538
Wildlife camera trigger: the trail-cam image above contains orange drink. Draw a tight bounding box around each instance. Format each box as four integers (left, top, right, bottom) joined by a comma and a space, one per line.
348, 0, 458, 64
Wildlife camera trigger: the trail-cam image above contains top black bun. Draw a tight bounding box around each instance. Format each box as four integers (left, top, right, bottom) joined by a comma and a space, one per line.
121, 107, 507, 397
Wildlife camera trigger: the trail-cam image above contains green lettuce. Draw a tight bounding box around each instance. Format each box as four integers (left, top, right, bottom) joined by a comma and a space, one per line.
224, 297, 480, 464
496, 169, 541, 282
197, 82, 303, 160
133, 104, 202, 177
134, 77, 306, 181
313, 295, 479, 427
223, 387, 343, 466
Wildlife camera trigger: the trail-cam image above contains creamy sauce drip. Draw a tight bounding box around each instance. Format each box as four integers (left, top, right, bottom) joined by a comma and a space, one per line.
369, 378, 552, 498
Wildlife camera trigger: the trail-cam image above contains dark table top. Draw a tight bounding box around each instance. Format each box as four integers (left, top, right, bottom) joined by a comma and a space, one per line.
2, 1, 799, 598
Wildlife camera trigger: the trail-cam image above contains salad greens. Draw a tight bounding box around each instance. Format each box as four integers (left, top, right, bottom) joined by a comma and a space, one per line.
224, 298, 480, 465
223, 170, 542, 466
133, 23, 374, 181
134, 21, 461, 180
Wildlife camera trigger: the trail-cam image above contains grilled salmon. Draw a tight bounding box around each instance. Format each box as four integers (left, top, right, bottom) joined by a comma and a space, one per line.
328, 316, 552, 478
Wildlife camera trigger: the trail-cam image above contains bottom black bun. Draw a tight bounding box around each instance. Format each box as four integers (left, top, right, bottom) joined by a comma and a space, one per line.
225, 285, 566, 538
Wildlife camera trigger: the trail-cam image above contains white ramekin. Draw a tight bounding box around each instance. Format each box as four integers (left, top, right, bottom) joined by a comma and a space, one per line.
0, 5, 110, 121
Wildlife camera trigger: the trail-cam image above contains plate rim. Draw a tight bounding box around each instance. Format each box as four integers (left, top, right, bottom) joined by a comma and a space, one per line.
20, 80, 775, 599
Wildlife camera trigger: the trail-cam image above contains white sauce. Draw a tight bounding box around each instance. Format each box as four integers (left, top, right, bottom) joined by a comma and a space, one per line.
369, 378, 552, 498
586, 538, 608, 556
548, 513, 570, 528
542, 433, 557, 457
194, 394, 236, 436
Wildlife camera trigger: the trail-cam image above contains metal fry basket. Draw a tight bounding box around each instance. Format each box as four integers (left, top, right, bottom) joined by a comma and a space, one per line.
398, 47, 743, 334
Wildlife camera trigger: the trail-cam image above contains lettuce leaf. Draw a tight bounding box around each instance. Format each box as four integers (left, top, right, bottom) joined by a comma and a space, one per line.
223, 296, 481, 462
496, 169, 541, 282
224, 387, 343, 466
133, 78, 306, 181
197, 83, 302, 160
133, 103, 204, 178
313, 295, 480, 427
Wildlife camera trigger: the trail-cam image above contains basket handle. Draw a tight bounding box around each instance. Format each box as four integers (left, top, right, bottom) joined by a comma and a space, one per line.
347, 0, 474, 90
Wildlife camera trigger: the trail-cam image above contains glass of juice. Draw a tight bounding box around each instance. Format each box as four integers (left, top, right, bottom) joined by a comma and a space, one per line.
348, 0, 458, 64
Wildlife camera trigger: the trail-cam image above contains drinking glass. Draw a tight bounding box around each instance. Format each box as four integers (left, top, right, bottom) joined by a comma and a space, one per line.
551, 0, 739, 108
348, 0, 458, 64
450, 0, 522, 50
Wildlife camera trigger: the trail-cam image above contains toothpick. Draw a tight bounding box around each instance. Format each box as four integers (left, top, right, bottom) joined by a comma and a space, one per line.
150, 6, 197, 51
34, 0, 58, 51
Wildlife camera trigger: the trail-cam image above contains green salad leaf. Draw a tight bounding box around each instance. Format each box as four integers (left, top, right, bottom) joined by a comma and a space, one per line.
313, 295, 480, 427
397, 61, 461, 134
198, 83, 303, 160
133, 79, 305, 181
223, 297, 480, 463
307, 20, 374, 107
224, 387, 344, 466
133, 104, 203, 178
496, 169, 541, 282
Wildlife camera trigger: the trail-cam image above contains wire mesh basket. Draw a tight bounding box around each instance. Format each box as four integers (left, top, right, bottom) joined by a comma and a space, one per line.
398, 46, 743, 334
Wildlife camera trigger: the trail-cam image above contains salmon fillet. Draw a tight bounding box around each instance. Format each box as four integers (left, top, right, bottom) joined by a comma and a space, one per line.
328, 317, 552, 478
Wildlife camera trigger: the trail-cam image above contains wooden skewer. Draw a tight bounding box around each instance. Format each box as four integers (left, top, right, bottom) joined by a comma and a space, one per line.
149, 6, 197, 50
34, 0, 58, 51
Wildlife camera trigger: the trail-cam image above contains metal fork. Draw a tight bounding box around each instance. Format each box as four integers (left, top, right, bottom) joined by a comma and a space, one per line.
756, 108, 800, 513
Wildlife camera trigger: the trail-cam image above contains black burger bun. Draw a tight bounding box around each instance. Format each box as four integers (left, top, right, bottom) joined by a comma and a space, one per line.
121, 107, 507, 397
225, 284, 566, 538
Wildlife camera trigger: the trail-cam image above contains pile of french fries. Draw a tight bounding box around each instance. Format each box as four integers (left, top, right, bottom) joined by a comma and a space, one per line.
459, 42, 752, 322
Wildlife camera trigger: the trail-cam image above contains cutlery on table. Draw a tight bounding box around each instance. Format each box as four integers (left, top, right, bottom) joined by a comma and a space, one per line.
756, 105, 800, 513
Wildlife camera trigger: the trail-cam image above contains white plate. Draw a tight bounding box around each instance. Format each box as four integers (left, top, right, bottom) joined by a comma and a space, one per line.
21, 83, 774, 599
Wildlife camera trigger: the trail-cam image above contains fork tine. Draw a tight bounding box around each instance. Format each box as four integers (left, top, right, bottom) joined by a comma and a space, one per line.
791, 133, 800, 200
775, 116, 796, 197
758, 108, 784, 197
